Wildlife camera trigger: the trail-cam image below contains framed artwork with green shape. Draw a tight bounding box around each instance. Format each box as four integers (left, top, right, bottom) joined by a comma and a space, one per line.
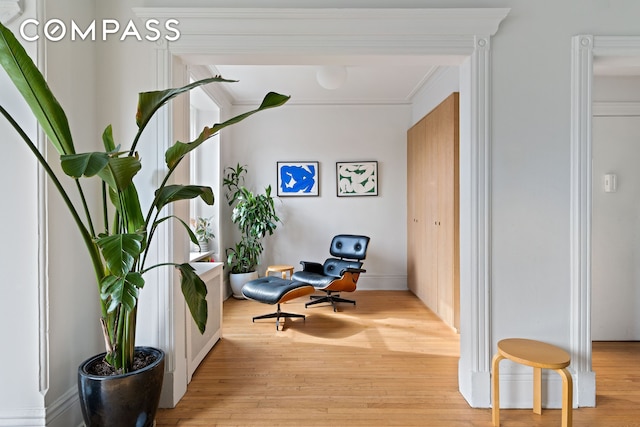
336, 161, 378, 197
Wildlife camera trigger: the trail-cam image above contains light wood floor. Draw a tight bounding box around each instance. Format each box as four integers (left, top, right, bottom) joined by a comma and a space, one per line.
156, 291, 640, 426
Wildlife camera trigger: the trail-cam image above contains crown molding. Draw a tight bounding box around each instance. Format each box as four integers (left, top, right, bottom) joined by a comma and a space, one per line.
0, 0, 22, 25
133, 7, 510, 57
135, 7, 509, 35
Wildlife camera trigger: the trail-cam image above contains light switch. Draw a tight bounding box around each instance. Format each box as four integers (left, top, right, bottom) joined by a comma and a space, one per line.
604, 173, 617, 193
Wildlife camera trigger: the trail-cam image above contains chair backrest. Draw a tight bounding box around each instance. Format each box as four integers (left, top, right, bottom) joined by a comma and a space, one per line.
323, 258, 363, 278
329, 234, 370, 260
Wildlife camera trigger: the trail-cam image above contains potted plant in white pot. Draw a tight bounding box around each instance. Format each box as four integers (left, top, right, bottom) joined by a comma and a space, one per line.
223, 164, 280, 298
192, 216, 215, 252
0, 23, 288, 426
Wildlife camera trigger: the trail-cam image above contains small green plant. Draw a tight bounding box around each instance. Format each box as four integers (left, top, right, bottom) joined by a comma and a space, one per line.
193, 216, 214, 243
223, 164, 279, 274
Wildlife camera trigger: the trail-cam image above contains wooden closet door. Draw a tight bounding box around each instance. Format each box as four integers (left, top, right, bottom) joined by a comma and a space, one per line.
406, 92, 459, 332
435, 93, 459, 330
423, 112, 439, 310
406, 119, 423, 295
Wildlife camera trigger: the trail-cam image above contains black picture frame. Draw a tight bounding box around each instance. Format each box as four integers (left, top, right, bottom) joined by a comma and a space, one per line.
276, 161, 319, 197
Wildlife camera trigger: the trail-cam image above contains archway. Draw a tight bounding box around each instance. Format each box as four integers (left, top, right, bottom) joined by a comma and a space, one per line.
134, 7, 509, 407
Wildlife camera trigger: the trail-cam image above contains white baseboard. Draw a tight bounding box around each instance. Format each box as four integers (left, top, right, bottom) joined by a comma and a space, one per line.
356, 274, 407, 291
46, 386, 83, 427
0, 408, 45, 426
0, 386, 82, 427
494, 369, 575, 409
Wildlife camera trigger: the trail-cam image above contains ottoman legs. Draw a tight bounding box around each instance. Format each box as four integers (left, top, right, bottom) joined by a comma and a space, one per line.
253, 303, 306, 330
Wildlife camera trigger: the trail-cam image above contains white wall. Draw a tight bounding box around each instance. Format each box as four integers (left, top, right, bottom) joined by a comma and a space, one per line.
224, 103, 410, 290
0, 1, 44, 421
44, 2, 104, 426
592, 76, 640, 340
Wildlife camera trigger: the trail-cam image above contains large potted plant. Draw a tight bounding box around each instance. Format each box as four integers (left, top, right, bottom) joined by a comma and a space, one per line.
0, 23, 288, 426
223, 163, 280, 298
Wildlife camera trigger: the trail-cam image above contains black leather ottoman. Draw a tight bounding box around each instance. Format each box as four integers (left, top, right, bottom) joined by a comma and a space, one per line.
242, 277, 315, 330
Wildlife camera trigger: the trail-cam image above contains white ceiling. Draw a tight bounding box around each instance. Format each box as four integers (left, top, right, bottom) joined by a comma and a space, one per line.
210, 64, 442, 105
192, 57, 465, 106
212, 65, 444, 104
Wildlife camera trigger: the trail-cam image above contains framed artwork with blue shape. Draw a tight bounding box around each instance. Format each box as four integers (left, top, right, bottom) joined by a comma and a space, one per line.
277, 161, 319, 197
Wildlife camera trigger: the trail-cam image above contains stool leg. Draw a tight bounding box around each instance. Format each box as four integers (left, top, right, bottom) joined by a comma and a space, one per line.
533, 367, 542, 414
492, 353, 504, 426
558, 367, 573, 427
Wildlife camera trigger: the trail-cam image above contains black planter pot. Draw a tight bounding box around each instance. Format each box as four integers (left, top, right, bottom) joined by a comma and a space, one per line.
78, 346, 165, 427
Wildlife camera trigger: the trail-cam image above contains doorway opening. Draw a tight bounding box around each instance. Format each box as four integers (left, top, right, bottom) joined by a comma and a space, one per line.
570, 34, 640, 407
135, 7, 508, 407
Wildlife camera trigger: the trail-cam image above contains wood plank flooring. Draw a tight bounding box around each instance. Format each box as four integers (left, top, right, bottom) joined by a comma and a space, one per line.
156, 291, 640, 426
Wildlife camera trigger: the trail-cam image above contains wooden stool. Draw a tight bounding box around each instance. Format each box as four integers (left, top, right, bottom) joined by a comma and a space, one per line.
492, 338, 573, 427
265, 264, 294, 280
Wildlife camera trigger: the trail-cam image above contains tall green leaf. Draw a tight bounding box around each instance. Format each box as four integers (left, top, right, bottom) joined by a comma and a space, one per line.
0, 22, 74, 155
98, 156, 142, 191
154, 185, 214, 211
60, 152, 110, 178
109, 183, 145, 234
102, 125, 116, 152
165, 92, 290, 169
154, 215, 200, 246
96, 233, 144, 276
176, 264, 208, 334
100, 272, 144, 313
136, 76, 236, 130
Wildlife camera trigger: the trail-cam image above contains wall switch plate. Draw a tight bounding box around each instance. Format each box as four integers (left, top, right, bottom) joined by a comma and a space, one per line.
604, 173, 617, 193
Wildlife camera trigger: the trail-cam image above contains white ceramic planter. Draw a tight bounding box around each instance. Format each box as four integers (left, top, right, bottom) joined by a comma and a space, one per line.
229, 271, 259, 299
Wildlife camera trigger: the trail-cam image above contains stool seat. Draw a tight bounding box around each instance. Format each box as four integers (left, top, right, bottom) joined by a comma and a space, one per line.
498, 338, 570, 369
492, 338, 573, 427
265, 264, 294, 280
242, 277, 315, 330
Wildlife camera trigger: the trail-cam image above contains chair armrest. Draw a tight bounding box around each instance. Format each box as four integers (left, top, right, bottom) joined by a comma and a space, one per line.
340, 267, 366, 275
300, 261, 324, 274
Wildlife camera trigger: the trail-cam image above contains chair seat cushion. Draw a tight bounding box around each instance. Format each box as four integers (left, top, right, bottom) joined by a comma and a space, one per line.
242, 277, 314, 305
291, 271, 334, 288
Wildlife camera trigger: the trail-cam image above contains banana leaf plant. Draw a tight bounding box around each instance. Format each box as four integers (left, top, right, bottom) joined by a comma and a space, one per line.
0, 22, 289, 373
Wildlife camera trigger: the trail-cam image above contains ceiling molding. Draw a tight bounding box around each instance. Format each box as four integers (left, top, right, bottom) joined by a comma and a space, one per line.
189, 65, 233, 108
0, 0, 22, 25
407, 65, 447, 101
231, 98, 414, 107
133, 7, 510, 58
